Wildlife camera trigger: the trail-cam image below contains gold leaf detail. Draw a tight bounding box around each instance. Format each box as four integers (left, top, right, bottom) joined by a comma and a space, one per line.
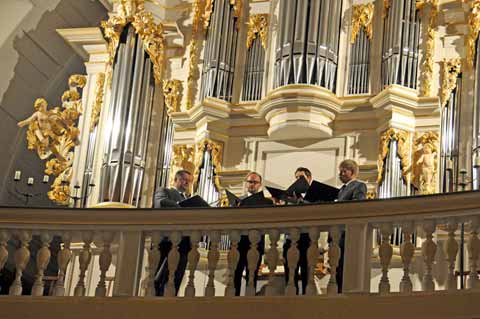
351, 3, 374, 44
163, 79, 182, 114
246, 14, 269, 49
377, 128, 411, 184
440, 58, 462, 108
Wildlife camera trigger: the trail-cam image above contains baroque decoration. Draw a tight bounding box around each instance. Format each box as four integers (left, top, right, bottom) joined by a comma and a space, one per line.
169, 145, 196, 188
351, 3, 374, 43
17, 75, 87, 205
412, 132, 439, 195
186, 0, 204, 110
466, 0, 480, 68
90, 72, 106, 132
246, 14, 269, 49
193, 139, 223, 192
377, 128, 411, 184
416, 0, 438, 97
163, 79, 183, 114
440, 58, 462, 108
101, 0, 165, 85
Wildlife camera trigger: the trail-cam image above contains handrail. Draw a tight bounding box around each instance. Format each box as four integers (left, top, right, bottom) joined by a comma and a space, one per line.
0, 191, 479, 230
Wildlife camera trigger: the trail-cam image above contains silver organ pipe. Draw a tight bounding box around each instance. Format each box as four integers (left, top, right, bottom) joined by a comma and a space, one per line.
200, 0, 239, 102
242, 37, 266, 101
196, 149, 220, 205
378, 140, 407, 199
274, 0, 342, 91
348, 28, 370, 94
473, 40, 480, 190
99, 25, 156, 206
440, 75, 462, 192
382, 0, 420, 89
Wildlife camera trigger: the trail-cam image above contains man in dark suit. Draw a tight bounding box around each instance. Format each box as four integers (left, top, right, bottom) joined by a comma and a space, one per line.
153, 170, 193, 296
335, 159, 367, 293
235, 172, 273, 295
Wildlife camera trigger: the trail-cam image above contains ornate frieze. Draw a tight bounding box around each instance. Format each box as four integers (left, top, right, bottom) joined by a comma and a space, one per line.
377, 128, 411, 184
440, 58, 462, 108
90, 72, 106, 132
412, 132, 439, 194
17, 75, 87, 205
246, 14, 268, 49
351, 3, 374, 43
417, 0, 438, 97
466, 0, 480, 68
163, 79, 182, 114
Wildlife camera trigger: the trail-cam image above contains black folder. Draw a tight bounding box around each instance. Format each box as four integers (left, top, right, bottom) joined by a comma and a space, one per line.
225, 190, 273, 207
304, 180, 339, 202
178, 195, 210, 207
225, 189, 241, 207
265, 176, 310, 201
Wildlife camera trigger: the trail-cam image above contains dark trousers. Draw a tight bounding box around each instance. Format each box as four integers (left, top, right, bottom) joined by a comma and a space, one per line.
155, 236, 191, 296
234, 235, 264, 296
283, 233, 310, 295
328, 231, 345, 293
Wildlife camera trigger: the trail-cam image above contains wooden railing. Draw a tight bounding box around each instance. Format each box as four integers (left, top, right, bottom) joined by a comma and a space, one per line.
0, 191, 479, 297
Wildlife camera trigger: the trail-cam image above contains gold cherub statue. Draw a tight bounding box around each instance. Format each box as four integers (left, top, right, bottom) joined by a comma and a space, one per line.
415, 142, 437, 194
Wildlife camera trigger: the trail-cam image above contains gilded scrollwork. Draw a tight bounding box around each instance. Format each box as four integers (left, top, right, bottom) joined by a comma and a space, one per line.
90, 73, 106, 132
230, 0, 243, 28
203, 0, 214, 29
194, 139, 223, 191
377, 128, 411, 184
351, 3, 374, 44
416, 0, 437, 97
246, 14, 269, 49
186, 0, 204, 110
169, 144, 196, 188
466, 0, 480, 68
163, 79, 182, 114
18, 74, 86, 205
412, 132, 439, 195
440, 58, 462, 108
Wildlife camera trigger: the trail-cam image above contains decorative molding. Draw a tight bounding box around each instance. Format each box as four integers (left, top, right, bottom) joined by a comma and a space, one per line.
466, 0, 480, 68
246, 14, 268, 49
417, 0, 438, 97
186, 0, 204, 110
377, 128, 411, 184
351, 3, 374, 44
17, 75, 87, 205
90, 72, 106, 132
412, 132, 439, 195
440, 58, 462, 108
163, 79, 183, 114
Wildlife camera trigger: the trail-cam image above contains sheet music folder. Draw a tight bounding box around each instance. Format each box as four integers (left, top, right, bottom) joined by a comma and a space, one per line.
178, 195, 210, 207
265, 176, 310, 200
304, 180, 339, 202
225, 190, 273, 207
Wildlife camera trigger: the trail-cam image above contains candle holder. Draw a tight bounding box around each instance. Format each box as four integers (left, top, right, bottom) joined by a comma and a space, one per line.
60, 180, 95, 208
12, 170, 49, 206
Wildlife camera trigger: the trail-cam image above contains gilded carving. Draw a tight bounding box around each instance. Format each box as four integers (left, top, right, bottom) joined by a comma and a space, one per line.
351, 3, 374, 43
163, 79, 182, 114
194, 139, 223, 191
90, 73, 106, 132
466, 0, 480, 68
383, 0, 390, 19
230, 0, 243, 28
203, 0, 214, 29
169, 144, 196, 189
186, 0, 204, 110
18, 75, 86, 205
246, 14, 269, 49
413, 132, 439, 195
377, 128, 411, 184
416, 0, 437, 97
440, 58, 462, 108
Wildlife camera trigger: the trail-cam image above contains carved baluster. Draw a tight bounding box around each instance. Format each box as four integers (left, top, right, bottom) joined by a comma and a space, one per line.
54, 232, 72, 296
31, 231, 52, 296
285, 228, 300, 296
399, 223, 415, 293
327, 226, 340, 295
185, 231, 201, 297
306, 227, 320, 296
145, 232, 161, 297
224, 231, 240, 297
421, 221, 437, 292
265, 229, 280, 296
379, 223, 393, 294
95, 232, 114, 297
205, 231, 220, 297
165, 231, 181, 297
467, 217, 480, 289
0, 230, 9, 275
246, 230, 260, 296
445, 220, 459, 291
9, 230, 31, 295
74, 231, 93, 296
